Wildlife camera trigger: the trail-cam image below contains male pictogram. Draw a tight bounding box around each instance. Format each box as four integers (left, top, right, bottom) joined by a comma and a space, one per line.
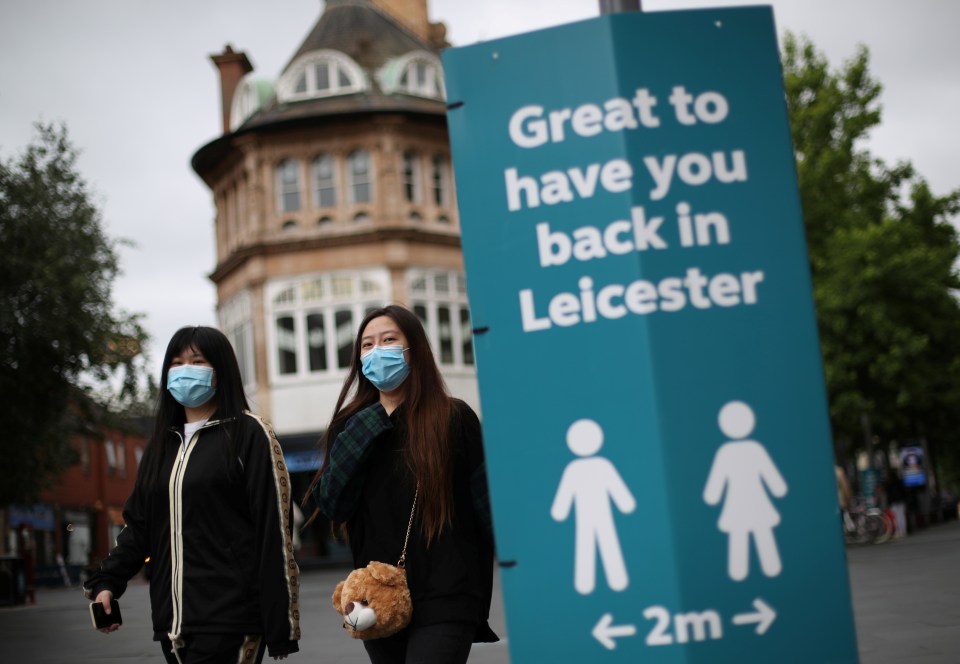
551, 419, 636, 594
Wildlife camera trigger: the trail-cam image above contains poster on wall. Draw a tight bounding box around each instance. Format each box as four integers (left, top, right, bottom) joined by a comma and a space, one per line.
900, 446, 927, 487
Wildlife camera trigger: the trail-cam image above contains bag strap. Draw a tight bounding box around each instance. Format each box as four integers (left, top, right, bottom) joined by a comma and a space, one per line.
397, 484, 419, 569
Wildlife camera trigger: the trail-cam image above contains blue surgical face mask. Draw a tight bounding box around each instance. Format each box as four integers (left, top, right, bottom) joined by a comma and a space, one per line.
361, 345, 410, 392
167, 365, 216, 408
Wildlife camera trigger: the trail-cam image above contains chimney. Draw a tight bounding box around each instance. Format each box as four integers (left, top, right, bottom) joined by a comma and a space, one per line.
210, 44, 253, 134
370, 0, 430, 42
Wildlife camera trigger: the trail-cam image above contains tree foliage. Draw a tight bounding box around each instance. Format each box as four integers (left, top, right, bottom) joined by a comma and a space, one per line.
0, 123, 150, 505
782, 34, 960, 483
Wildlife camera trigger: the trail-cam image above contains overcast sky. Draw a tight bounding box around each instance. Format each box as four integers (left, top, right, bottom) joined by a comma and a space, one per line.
1, 0, 957, 379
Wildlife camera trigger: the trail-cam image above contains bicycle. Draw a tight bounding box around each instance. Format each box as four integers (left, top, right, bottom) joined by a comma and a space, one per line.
843, 503, 894, 545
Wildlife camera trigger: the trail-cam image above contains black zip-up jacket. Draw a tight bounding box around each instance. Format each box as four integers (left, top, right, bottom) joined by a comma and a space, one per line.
83, 411, 300, 658
313, 399, 498, 642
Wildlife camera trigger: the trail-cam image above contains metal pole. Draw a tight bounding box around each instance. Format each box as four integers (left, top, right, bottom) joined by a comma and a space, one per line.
599, 0, 641, 14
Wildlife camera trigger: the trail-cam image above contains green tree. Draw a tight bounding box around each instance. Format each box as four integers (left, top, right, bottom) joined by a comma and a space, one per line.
782, 34, 960, 483
0, 123, 150, 505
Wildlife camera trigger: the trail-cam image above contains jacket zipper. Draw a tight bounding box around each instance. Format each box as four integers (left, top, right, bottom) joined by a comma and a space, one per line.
167, 420, 222, 645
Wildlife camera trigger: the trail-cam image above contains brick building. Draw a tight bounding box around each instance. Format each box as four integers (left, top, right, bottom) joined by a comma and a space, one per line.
4, 411, 146, 593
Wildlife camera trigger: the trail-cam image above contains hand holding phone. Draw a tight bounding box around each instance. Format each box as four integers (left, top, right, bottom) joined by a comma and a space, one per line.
89, 598, 122, 631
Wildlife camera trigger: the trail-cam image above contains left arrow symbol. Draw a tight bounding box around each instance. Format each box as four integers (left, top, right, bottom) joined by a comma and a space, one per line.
732, 597, 776, 635
592, 613, 637, 650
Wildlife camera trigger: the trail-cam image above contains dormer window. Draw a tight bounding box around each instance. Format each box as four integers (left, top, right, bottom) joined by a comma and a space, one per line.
229, 75, 275, 132
400, 59, 443, 98
378, 51, 445, 101
277, 50, 367, 102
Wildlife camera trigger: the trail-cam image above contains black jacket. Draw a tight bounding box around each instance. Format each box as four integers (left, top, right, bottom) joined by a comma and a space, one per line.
83, 412, 300, 658
314, 399, 497, 642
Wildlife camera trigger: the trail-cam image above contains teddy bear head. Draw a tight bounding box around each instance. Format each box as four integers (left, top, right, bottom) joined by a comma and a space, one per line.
332, 561, 412, 640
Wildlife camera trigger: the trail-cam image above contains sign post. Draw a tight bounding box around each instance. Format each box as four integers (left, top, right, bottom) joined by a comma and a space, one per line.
443, 7, 859, 662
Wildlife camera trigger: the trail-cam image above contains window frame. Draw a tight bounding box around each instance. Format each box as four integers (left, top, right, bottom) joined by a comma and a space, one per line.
347, 149, 374, 204
266, 271, 391, 383
402, 150, 423, 203
276, 50, 367, 102
407, 269, 474, 369
275, 158, 302, 213
312, 153, 338, 209
431, 154, 451, 208
379, 51, 446, 101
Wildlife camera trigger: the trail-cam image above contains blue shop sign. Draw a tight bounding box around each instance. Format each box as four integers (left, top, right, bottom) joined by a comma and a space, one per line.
9, 504, 55, 531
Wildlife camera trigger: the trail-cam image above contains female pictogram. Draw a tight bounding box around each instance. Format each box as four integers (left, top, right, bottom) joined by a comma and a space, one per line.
703, 401, 788, 581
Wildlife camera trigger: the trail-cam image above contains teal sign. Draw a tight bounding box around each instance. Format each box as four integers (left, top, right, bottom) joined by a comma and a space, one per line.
444, 7, 858, 663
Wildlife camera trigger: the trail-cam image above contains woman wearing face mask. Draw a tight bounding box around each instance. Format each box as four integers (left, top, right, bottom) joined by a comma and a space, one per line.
83, 326, 300, 663
305, 304, 497, 664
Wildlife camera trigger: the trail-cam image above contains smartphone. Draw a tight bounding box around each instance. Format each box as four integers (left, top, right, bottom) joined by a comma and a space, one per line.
89, 599, 122, 629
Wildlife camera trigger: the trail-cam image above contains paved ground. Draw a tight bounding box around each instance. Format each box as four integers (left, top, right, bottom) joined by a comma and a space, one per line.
2, 519, 958, 662
846, 519, 960, 662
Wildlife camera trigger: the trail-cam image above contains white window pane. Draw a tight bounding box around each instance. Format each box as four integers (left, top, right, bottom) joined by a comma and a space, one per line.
302, 279, 325, 302
332, 276, 352, 297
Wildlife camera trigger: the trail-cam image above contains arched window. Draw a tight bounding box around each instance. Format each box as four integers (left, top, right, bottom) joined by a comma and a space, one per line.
347, 150, 373, 204
277, 50, 367, 102
378, 51, 446, 101
403, 150, 422, 203
275, 159, 302, 212
229, 75, 275, 131
312, 154, 337, 208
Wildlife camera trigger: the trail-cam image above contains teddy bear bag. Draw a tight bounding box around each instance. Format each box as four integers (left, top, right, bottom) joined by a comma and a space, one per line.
332, 487, 418, 639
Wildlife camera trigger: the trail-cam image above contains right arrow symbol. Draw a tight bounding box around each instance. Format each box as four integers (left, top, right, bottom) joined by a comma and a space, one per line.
732, 598, 776, 635
592, 612, 637, 650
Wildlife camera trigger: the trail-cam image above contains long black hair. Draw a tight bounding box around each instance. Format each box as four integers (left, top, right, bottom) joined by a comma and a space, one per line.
138, 326, 250, 488
304, 305, 455, 543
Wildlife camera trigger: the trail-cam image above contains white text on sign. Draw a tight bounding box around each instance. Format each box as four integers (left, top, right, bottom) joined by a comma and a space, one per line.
500, 83, 768, 335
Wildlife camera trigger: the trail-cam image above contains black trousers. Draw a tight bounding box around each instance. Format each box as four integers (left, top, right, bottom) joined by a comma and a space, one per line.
160, 634, 265, 664
362, 622, 476, 664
